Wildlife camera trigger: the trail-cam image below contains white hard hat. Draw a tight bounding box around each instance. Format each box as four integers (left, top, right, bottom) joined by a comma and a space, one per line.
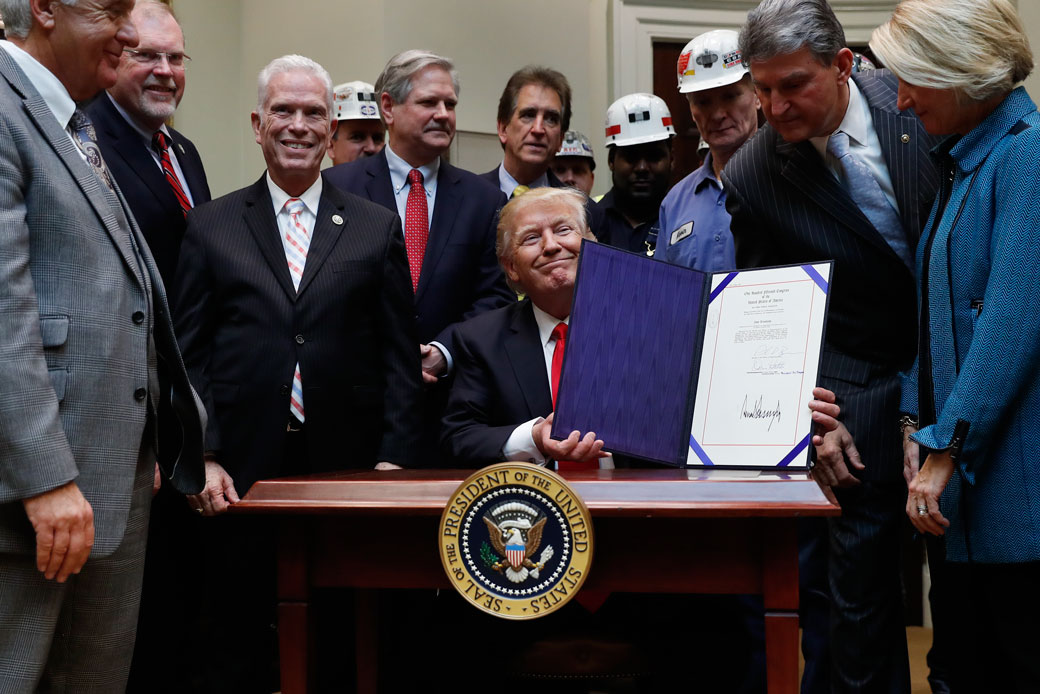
677, 29, 748, 94
333, 81, 380, 121
604, 93, 675, 148
556, 131, 595, 161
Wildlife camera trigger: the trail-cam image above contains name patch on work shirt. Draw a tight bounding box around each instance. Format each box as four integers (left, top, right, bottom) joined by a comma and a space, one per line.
671, 221, 693, 246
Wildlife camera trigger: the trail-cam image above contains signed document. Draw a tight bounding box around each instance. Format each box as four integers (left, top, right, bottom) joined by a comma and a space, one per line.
687, 264, 830, 468
553, 242, 831, 469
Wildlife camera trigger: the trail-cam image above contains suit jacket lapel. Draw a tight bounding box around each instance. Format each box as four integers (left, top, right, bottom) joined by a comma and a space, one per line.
504, 301, 553, 418
167, 128, 211, 205
417, 160, 459, 301
855, 72, 927, 250
93, 94, 180, 217
243, 176, 297, 301
296, 183, 344, 298
365, 150, 398, 210
0, 54, 146, 288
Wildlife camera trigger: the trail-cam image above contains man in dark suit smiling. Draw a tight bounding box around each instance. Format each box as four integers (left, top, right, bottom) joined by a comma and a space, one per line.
172, 54, 421, 691
87, 0, 209, 289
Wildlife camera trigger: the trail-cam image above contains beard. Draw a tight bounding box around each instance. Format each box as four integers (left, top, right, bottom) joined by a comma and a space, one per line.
134, 77, 180, 123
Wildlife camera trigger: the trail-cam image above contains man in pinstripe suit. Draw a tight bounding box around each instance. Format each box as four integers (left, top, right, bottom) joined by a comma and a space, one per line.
0, 0, 205, 690
723, 1, 940, 692
172, 55, 422, 692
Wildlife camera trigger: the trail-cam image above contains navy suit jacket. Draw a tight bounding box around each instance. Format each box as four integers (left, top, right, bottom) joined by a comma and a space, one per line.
87, 93, 211, 289
442, 299, 552, 467
325, 150, 514, 356
722, 69, 941, 482
173, 175, 422, 493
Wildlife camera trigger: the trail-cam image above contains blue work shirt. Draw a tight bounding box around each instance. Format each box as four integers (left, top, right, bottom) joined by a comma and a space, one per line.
655, 153, 736, 272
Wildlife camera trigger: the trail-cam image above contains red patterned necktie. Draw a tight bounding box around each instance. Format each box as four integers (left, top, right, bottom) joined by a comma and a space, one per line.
152, 131, 193, 217
550, 322, 596, 471
404, 168, 428, 292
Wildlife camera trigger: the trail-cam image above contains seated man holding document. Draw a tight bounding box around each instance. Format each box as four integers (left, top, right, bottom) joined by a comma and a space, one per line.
441, 187, 606, 470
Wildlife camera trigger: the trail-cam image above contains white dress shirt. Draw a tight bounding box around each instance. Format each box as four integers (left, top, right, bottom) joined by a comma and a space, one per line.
267, 173, 321, 257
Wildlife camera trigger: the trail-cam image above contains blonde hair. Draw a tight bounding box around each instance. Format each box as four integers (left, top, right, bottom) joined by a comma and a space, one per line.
496, 187, 594, 290
870, 0, 1032, 102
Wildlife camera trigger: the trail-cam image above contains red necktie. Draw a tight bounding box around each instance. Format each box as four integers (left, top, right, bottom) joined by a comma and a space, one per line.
152, 131, 192, 217
550, 322, 596, 471
404, 168, 428, 292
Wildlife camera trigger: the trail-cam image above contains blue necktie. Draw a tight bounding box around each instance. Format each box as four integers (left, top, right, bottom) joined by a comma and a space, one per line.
827, 131, 912, 268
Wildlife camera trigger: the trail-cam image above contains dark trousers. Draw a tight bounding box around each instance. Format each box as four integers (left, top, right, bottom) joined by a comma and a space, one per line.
829, 480, 911, 693
924, 534, 954, 693
945, 561, 1040, 693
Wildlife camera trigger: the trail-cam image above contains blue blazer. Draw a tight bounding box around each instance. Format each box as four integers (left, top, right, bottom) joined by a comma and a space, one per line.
87, 93, 211, 289
325, 150, 514, 357
902, 87, 1040, 563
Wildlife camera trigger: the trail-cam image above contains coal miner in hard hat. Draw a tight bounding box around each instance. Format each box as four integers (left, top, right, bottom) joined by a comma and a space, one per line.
592, 92, 675, 255
550, 130, 596, 197
655, 29, 759, 273
326, 79, 385, 166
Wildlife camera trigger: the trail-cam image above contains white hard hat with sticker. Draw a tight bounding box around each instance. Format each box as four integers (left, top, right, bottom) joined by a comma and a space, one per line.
333, 81, 380, 121
677, 29, 748, 94
604, 93, 675, 148
556, 131, 595, 160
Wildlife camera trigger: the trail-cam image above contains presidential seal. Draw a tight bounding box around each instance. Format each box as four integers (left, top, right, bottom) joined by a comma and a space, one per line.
439, 462, 594, 620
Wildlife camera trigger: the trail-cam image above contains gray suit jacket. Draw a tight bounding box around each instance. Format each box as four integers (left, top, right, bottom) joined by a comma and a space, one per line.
0, 49, 205, 557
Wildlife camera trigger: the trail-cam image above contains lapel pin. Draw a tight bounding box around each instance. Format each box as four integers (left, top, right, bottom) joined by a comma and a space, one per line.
178, 143, 186, 154
901, 134, 910, 144
332, 214, 344, 225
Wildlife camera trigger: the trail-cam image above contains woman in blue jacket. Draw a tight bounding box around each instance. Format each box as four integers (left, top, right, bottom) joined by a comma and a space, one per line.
872, 0, 1040, 689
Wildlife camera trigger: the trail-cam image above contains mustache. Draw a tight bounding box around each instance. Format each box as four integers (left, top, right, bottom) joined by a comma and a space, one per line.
142, 76, 176, 90
423, 123, 452, 133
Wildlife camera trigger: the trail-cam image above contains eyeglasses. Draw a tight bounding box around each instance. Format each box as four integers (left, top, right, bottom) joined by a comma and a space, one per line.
122, 48, 192, 68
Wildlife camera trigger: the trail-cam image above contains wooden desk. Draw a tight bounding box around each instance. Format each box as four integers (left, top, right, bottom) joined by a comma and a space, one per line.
235, 468, 838, 693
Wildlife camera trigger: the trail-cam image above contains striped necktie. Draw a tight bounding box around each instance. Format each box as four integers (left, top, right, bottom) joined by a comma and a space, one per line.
284, 198, 309, 422
152, 131, 193, 217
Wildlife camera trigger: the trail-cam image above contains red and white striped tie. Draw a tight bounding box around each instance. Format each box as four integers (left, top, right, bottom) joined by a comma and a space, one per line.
152, 131, 192, 217
284, 198, 309, 422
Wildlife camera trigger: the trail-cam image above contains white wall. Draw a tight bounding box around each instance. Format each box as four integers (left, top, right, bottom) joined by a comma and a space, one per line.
173, 0, 1040, 198
174, 0, 609, 197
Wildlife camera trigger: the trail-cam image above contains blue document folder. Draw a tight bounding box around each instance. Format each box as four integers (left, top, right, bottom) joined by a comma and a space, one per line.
552, 241, 831, 469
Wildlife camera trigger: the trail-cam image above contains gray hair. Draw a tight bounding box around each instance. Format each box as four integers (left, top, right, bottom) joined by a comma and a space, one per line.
0, 0, 75, 39
740, 0, 846, 67
870, 0, 1032, 102
496, 187, 594, 286
256, 54, 334, 117
375, 49, 459, 106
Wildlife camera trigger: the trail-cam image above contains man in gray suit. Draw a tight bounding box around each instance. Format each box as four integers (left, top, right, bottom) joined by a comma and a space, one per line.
0, 0, 205, 690
722, 1, 940, 692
